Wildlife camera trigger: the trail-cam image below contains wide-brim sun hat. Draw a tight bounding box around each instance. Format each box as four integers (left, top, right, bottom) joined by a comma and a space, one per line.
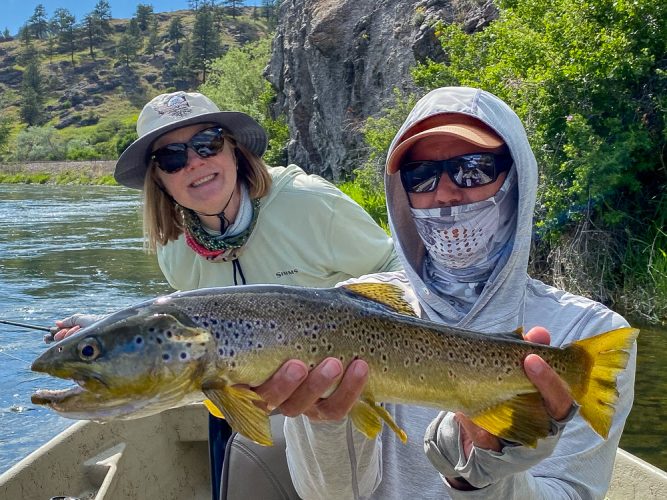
114, 91, 268, 189
386, 114, 504, 175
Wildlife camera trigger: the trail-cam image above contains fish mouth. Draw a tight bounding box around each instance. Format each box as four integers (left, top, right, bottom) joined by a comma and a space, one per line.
31, 385, 85, 406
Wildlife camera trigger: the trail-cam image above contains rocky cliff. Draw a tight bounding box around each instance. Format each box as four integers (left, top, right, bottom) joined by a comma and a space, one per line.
266, 0, 498, 179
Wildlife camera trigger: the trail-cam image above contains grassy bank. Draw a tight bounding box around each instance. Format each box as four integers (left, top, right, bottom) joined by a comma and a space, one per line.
0, 171, 117, 185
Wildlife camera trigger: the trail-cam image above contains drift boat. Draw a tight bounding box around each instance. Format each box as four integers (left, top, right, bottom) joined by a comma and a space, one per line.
0, 403, 665, 499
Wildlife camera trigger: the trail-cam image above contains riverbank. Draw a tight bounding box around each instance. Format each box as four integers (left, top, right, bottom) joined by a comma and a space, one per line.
0, 161, 117, 185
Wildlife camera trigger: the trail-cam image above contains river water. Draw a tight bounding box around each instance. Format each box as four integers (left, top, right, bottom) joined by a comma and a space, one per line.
0, 184, 665, 474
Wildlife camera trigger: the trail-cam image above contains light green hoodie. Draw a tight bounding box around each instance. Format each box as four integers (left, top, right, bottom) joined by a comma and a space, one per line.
157, 164, 401, 290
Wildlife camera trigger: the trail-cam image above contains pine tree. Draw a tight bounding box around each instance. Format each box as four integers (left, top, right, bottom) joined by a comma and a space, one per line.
224, 0, 245, 19
93, 0, 113, 35
28, 4, 49, 40
146, 17, 160, 56
135, 4, 154, 32
191, 6, 221, 82
51, 8, 77, 65
168, 17, 185, 52
20, 59, 44, 125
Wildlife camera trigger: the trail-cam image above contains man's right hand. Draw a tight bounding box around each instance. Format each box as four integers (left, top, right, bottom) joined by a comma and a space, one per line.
252, 358, 369, 421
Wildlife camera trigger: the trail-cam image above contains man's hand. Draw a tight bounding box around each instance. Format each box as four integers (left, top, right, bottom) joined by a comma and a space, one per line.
252, 357, 369, 421
455, 326, 574, 460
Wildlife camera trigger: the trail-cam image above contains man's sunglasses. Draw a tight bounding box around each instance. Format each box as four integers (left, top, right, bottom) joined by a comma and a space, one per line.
400, 152, 513, 193
150, 126, 226, 174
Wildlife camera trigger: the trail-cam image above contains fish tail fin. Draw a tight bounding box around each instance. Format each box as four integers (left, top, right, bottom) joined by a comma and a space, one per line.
570, 326, 638, 439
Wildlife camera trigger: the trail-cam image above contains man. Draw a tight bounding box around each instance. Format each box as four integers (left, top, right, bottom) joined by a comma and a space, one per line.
255, 87, 636, 498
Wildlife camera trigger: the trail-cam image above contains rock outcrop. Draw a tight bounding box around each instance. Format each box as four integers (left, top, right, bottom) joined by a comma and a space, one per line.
267, 0, 498, 179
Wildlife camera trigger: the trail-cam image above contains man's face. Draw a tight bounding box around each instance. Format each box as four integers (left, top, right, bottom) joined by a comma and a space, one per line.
404, 136, 508, 209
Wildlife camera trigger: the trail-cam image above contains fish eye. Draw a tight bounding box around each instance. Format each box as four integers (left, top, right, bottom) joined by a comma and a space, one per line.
77, 338, 102, 361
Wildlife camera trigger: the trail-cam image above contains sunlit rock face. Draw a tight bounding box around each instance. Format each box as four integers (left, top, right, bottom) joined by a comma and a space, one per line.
266, 0, 498, 180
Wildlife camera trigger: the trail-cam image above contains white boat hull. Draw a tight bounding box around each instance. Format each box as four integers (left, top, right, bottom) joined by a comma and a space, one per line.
1, 404, 665, 499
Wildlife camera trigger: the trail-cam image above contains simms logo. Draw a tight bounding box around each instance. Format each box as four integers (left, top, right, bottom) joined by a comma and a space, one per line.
275, 269, 299, 278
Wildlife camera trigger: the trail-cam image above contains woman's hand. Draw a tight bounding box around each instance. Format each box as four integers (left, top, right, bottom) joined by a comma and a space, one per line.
52, 314, 105, 342
252, 357, 370, 421
454, 326, 574, 460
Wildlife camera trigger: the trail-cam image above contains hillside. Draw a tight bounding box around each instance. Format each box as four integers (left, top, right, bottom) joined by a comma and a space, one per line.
0, 7, 272, 161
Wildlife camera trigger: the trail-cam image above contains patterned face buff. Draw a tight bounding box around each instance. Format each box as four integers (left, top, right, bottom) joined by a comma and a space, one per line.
410, 168, 517, 272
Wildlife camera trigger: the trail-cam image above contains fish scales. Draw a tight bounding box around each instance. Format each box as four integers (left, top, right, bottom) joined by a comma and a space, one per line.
31, 283, 637, 447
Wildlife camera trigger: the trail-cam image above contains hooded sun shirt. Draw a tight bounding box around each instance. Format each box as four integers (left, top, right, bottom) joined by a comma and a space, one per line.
283, 87, 635, 500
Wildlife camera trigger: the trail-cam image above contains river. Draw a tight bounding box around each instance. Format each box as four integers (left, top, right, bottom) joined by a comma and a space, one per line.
0, 184, 665, 474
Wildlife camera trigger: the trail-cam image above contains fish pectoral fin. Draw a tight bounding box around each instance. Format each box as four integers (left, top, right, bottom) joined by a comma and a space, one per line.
202, 381, 272, 446
203, 399, 225, 419
469, 392, 550, 448
340, 283, 417, 317
350, 399, 408, 444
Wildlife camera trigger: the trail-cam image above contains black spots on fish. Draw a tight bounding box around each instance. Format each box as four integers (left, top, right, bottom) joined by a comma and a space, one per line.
218, 348, 224, 356
275, 332, 285, 342
211, 319, 219, 326
309, 362, 316, 369
414, 355, 421, 365
393, 339, 401, 349
403, 358, 411, 368
327, 344, 334, 353
162, 353, 170, 361
268, 320, 278, 330
148, 327, 157, 333
225, 321, 234, 329
215, 331, 221, 340
135, 336, 143, 345
229, 348, 236, 357
165, 330, 173, 339
310, 346, 318, 354
295, 343, 303, 351
448, 368, 456, 379
256, 342, 263, 350
381, 353, 388, 363
156, 337, 163, 345
180, 352, 189, 360
359, 346, 366, 354
419, 374, 425, 382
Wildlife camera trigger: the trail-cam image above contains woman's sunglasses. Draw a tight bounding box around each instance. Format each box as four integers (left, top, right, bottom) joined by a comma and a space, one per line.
150, 126, 226, 174
400, 152, 513, 193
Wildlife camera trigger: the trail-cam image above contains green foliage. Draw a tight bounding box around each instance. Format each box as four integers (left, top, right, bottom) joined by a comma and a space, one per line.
12, 126, 66, 161
359, 89, 418, 194
200, 38, 288, 165
0, 171, 117, 185
192, 5, 222, 81
414, 0, 666, 317
338, 181, 389, 233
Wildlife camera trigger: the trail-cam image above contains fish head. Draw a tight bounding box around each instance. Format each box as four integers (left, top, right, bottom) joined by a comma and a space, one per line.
31, 303, 212, 421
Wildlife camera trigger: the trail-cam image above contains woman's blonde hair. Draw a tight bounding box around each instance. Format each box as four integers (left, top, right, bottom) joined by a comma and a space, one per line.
142, 133, 272, 252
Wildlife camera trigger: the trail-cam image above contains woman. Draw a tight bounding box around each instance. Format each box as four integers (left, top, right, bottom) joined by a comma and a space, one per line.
55, 90, 401, 499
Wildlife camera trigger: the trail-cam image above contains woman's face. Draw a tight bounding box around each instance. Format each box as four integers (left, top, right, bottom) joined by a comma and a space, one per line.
152, 123, 239, 218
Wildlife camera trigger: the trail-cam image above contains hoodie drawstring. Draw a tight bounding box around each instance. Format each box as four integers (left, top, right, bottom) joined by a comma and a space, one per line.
232, 259, 246, 285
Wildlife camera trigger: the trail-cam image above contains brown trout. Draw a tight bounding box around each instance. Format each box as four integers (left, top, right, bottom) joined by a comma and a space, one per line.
31, 283, 637, 447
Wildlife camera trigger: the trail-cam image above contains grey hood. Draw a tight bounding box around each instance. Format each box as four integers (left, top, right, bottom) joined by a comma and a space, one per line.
385, 87, 538, 332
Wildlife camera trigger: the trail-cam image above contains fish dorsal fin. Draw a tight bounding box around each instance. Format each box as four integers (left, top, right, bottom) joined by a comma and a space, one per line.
202, 379, 272, 446
341, 283, 417, 317
470, 392, 550, 448
493, 327, 525, 341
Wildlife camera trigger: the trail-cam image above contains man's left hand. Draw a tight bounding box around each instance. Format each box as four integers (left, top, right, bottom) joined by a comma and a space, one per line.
455, 326, 574, 459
